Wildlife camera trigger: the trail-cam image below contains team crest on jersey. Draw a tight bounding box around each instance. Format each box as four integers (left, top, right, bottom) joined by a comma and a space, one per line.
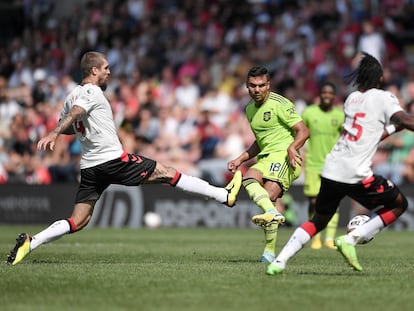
84, 87, 94, 96
331, 119, 339, 126
263, 111, 271, 121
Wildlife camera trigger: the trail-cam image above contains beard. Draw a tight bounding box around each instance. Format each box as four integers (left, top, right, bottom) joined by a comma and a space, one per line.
319, 102, 332, 111
100, 83, 107, 91
98, 74, 109, 91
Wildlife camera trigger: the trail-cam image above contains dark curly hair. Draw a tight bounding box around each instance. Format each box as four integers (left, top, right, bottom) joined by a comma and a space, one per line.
345, 52, 383, 90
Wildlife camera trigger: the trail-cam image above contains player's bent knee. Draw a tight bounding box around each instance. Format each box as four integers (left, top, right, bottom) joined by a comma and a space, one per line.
400, 193, 408, 211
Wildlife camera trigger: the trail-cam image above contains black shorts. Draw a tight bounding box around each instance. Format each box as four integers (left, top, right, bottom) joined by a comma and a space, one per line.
75, 152, 156, 203
315, 175, 401, 215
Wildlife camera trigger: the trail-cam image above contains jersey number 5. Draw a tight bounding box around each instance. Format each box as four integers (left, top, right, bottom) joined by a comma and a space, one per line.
346, 112, 365, 141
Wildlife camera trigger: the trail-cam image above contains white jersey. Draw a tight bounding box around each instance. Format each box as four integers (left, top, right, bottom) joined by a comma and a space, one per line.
61, 84, 123, 169
322, 88, 402, 183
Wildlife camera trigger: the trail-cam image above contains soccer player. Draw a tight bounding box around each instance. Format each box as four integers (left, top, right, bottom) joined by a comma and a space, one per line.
6, 51, 242, 265
227, 66, 309, 263
302, 82, 344, 250
262, 52, 414, 274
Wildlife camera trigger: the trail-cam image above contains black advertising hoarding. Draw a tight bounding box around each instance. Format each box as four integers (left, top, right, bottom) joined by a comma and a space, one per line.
1, 184, 413, 230
0, 184, 77, 224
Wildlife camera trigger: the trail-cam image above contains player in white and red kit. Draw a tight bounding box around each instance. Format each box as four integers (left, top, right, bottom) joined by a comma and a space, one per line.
7, 51, 242, 265
261, 52, 414, 274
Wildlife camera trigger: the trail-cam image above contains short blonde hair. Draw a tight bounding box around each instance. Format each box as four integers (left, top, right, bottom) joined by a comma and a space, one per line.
80, 51, 106, 78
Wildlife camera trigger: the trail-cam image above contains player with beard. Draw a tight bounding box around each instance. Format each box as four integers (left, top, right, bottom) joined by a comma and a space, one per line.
7, 51, 242, 265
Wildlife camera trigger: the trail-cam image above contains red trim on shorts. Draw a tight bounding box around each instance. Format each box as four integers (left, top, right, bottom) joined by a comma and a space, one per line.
300, 221, 317, 237
170, 171, 181, 186
67, 217, 77, 233
120, 151, 129, 162
376, 208, 397, 226
362, 175, 375, 188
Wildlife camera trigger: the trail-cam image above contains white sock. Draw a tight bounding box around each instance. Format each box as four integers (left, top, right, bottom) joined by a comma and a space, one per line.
274, 227, 311, 268
175, 174, 227, 203
346, 214, 385, 245
30, 220, 71, 251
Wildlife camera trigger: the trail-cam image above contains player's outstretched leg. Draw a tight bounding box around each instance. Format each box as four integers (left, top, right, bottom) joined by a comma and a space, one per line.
7, 233, 31, 265
334, 235, 362, 271
225, 170, 242, 207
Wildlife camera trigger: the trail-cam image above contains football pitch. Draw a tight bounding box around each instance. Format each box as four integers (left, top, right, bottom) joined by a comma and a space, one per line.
0, 226, 413, 311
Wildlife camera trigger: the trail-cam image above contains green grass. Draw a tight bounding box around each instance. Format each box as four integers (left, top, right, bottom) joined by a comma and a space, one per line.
0, 226, 413, 311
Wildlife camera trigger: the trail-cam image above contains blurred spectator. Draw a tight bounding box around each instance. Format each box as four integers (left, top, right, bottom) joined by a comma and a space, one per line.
401, 66, 414, 105
197, 106, 221, 160
198, 88, 236, 128
32, 68, 48, 106
46, 75, 66, 107
202, 119, 248, 185
402, 146, 414, 183
174, 105, 200, 163
7, 60, 33, 89
277, 78, 308, 115
357, 18, 386, 64
174, 74, 200, 110
154, 65, 177, 108
24, 153, 52, 184
134, 106, 159, 145
0, 86, 22, 127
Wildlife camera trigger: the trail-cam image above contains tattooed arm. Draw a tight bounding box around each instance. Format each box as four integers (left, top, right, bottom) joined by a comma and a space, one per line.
38, 105, 86, 151
61, 122, 76, 135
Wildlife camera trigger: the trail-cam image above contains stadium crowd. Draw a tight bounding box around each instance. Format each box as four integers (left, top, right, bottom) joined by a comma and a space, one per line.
1, 0, 414, 186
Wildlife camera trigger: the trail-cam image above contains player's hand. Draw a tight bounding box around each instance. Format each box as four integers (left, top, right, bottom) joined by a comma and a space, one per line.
37, 133, 58, 151
288, 148, 302, 170
228, 159, 241, 173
